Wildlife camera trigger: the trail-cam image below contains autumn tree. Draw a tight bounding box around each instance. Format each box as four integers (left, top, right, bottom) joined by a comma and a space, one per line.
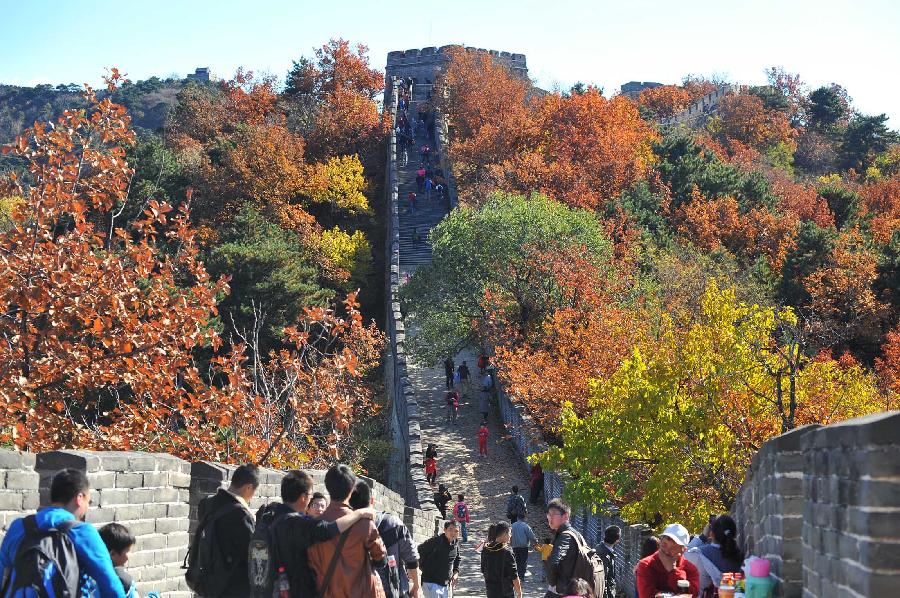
638, 85, 692, 119
285, 39, 387, 164
401, 193, 611, 364
0, 74, 383, 467
539, 282, 885, 530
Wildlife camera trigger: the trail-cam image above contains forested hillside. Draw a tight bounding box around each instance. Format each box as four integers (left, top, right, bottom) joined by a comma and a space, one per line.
403, 47, 900, 527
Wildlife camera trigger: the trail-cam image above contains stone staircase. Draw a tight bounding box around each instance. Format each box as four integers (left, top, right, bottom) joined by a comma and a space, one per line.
397, 88, 449, 270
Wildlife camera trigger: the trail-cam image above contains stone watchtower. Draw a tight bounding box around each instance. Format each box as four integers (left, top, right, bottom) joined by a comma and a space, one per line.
385, 45, 527, 102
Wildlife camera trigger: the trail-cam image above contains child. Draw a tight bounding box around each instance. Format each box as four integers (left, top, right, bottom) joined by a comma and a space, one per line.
98, 522, 139, 598
453, 494, 470, 542
425, 455, 437, 485
478, 421, 489, 457
446, 390, 459, 424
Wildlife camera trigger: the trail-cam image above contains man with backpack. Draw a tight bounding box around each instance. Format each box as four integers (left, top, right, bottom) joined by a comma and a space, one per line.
349, 480, 421, 598
307, 464, 387, 597
249, 470, 377, 598
505, 486, 527, 525
417, 521, 460, 598
543, 498, 605, 598
0, 468, 126, 597
443, 357, 454, 390
186, 463, 259, 597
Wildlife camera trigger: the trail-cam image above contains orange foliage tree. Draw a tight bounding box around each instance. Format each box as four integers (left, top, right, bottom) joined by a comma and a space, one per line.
638, 85, 692, 118
486, 245, 642, 430
438, 50, 656, 210
0, 75, 382, 466
293, 39, 389, 163
717, 93, 797, 153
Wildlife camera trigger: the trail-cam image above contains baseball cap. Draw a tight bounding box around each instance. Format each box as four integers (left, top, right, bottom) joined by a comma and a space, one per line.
660, 523, 690, 547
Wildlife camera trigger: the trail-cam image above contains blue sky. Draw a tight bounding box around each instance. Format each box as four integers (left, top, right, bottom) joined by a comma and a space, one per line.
2, 0, 898, 125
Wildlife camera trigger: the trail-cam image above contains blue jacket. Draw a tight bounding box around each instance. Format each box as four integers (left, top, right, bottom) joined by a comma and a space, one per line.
0, 507, 125, 598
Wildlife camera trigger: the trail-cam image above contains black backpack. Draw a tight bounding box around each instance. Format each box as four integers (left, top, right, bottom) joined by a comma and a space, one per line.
1, 515, 81, 598
506, 494, 527, 519
564, 530, 606, 598
247, 503, 286, 598
184, 502, 248, 597
373, 515, 404, 598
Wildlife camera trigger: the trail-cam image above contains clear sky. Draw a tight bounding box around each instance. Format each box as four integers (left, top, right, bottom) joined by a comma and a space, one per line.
2, 0, 898, 125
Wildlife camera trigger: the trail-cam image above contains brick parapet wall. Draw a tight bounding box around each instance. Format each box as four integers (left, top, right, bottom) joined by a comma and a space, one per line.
385, 46, 527, 88
1, 449, 441, 597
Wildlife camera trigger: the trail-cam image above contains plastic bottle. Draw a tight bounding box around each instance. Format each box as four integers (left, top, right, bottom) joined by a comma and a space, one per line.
277, 566, 290, 598
388, 555, 397, 569
719, 573, 736, 598
734, 572, 746, 598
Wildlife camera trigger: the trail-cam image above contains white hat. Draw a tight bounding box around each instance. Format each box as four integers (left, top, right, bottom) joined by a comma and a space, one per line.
660, 523, 690, 547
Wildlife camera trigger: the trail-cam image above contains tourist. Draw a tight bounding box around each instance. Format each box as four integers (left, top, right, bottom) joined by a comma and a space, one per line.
0, 468, 125, 597
597, 525, 620, 598
458, 361, 470, 392
684, 515, 744, 593
635, 523, 699, 598
445, 390, 459, 424
425, 454, 438, 486
510, 514, 538, 582
632, 536, 659, 598
505, 486, 528, 524
453, 495, 471, 542
307, 465, 387, 597
350, 480, 421, 598
478, 421, 489, 457
192, 463, 259, 597
562, 579, 593, 597
443, 357, 455, 390
434, 483, 453, 520
479, 390, 490, 422
258, 470, 375, 598
543, 497, 587, 597
481, 521, 523, 598
307, 492, 328, 517
529, 463, 545, 505
418, 521, 461, 598
98, 523, 138, 597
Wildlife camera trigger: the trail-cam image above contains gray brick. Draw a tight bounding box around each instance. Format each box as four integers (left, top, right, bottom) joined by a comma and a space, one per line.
0, 493, 23, 510
128, 487, 156, 503
97, 488, 129, 506
113, 505, 144, 521
166, 531, 189, 548
154, 547, 181, 565
136, 533, 167, 550
22, 493, 39, 510
115, 472, 144, 488
142, 472, 167, 487
87, 471, 116, 489
124, 518, 155, 536
168, 472, 191, 488
37, 450, 102, 473
153, 487, 178, 503
156, 517, 188, 533
85, 508, 116, 524
141, 503, 169, 519
167, 503, 189, 518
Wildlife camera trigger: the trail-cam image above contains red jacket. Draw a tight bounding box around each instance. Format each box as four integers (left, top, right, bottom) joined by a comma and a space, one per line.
636, 551, 700, 598
477, 427, 489, 442
425, 458, 437, 474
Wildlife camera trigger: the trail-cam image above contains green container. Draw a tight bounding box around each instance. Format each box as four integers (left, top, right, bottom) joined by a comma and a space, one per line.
745, 575, 774, 598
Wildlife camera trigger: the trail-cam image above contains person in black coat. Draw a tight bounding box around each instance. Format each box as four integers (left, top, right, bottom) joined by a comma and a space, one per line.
481, 521, 522, 598
196, 464, 259, 598
434, 483, 453, 520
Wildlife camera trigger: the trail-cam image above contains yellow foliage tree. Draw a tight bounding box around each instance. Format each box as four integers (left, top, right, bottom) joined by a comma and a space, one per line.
320, 227, 373, 292
540, 281, 886, 531
303, 154, 370, 214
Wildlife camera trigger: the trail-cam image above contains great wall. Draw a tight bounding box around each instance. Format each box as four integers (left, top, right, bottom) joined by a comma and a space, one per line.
1, 46, 899, 597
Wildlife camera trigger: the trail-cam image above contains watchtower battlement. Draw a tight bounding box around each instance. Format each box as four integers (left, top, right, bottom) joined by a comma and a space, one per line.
385, 45, 528, 85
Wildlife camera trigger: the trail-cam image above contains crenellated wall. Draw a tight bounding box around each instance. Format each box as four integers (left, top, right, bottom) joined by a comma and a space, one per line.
384, 45, 527, 108
0, 449, 441, 597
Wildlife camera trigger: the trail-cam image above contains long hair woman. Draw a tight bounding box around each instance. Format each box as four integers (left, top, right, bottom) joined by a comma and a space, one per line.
685, 515, 744, 594
480, 521, 523, 598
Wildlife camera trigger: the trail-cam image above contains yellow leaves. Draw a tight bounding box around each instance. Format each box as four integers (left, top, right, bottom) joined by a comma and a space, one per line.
319, 227, 372, 291
302, 155, 369, 214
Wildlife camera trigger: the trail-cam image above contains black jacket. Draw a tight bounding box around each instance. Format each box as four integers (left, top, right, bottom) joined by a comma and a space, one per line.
545, 523, 581, 594
418, 534, 460, 586
197, 489, 255, 598
480, 542, 517, 598
271, 509, 340, 597
597, 543, 616, 598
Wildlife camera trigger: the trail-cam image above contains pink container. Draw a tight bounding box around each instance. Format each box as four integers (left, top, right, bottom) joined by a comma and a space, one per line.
749, 558, 771, 578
